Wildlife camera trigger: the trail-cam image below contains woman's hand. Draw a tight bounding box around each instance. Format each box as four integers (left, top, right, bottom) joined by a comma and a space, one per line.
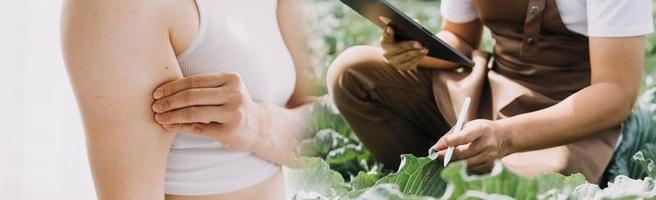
151, 72, 264, 151
431, 119, 513, 174
381, 26, 429, 70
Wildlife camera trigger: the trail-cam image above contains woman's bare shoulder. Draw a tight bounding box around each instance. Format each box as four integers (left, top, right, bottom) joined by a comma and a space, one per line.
61, 0, 181, 112
61, 0, 171, 33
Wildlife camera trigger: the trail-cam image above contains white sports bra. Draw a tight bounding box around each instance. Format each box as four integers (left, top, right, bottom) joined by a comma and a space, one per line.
165, 0, 296, 195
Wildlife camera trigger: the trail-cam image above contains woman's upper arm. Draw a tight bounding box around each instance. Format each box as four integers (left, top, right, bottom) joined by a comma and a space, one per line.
61, 0, 181, 199
440, 19, 484, 50
277, 0, 316, 107
439, 0, 483, 49
589, 36, 645, 110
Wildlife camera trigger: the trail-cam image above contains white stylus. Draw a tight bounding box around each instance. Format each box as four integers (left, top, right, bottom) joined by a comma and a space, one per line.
442, 97, 471, 167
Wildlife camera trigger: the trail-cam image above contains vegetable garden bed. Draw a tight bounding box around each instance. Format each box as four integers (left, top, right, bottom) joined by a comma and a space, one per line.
285, 92, 656, 199
291, 0, 656, 199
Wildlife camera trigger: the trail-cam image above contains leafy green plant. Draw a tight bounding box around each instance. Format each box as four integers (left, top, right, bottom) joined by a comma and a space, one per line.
286, 153, 656, 200
372, 155, 446, 198
285, 157, 350, 198
301, 98, 388, 181
291, 90, 656, 200
603, 88, 656, 182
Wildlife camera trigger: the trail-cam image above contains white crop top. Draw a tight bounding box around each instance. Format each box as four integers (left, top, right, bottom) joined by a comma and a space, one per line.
165, 0, 296, 195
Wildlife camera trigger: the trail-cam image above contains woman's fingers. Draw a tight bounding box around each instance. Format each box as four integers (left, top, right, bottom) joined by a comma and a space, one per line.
153, 72, 240, 99
162, 123, 222, 137
435, 143, 480, 160
154, 106, 235, 124
383, 41, 424, 56
431, 127, 457, 152
162, 123, 251, 150
464, 152, 492, 170
381, 26, 395, 44
436, 146, 495, 174
431, 138, 448, 152
152, 88, 230, 113
451, 141, 484, 161
387, 48, 425, 64
162, 123, 209, 134
435, 120, 504, 174
380, 26, 426, 70
392, 49, 428, 70
444, 123, 484, 147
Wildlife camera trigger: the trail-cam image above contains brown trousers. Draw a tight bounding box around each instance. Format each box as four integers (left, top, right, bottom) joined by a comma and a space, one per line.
328, 46, 617, 183
328, 46, 450, 169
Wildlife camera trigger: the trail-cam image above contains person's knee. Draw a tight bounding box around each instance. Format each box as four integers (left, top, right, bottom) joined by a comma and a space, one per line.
326, 45, 386, 96
501, 147, 570, 177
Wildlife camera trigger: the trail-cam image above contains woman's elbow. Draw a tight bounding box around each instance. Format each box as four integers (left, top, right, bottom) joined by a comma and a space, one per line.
612, 87, 639, 125
590, 81, 638, 126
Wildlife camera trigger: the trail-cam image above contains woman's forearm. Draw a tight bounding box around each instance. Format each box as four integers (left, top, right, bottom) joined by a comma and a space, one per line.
498, 82, 635, 154
261, 0, 317, 166
251, 102, 314, 166
497, 36, 644, 154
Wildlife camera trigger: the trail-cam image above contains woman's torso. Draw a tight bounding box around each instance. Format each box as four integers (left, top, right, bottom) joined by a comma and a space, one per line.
166, 0, 295, 196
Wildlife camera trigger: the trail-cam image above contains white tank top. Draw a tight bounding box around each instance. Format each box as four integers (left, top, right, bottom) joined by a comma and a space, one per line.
165, 0, 296, 195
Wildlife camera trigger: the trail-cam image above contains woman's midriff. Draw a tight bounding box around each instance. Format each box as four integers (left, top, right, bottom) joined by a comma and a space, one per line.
165, 170, 286, 200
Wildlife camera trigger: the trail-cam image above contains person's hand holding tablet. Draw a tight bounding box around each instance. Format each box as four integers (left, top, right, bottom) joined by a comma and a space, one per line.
341, 0, 475, 68
381, 26, 429, 70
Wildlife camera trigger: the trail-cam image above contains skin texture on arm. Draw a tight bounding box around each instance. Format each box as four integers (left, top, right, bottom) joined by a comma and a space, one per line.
61, 0, 181, 199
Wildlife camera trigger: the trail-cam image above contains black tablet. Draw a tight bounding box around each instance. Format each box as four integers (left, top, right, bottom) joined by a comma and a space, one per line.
340, 0, 475, 67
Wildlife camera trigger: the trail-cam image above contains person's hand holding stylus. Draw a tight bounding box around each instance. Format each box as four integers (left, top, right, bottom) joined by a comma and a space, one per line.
428, 97, 470, 166
429, 97, 513, 174
443, 97, 471, 166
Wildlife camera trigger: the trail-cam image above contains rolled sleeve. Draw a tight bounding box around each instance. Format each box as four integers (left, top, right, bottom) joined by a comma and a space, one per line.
587, 0, 654, 37
440, 0, 478, 23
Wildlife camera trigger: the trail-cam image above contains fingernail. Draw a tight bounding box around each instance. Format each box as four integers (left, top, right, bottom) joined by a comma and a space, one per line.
152, 103, 162, 112
414, 42, 422, 49
386, 27, 392, 34
154, 90, 163, 99
155, 114, 163, 121
421, 49, 429, 54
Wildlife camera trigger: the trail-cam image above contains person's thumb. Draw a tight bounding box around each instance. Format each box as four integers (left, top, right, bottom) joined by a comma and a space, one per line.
382, 26, 395, 43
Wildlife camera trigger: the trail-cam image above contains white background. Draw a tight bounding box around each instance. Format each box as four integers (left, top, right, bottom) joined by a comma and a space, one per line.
0, 0, 97, 199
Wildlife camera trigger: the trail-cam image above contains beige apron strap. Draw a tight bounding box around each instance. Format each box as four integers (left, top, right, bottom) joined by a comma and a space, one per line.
487, 71, 533, 119
432, 50, 491, 125
521, 0, 546, 57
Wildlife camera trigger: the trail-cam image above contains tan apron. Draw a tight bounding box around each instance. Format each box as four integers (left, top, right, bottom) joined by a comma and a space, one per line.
431, 0, 620, 183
